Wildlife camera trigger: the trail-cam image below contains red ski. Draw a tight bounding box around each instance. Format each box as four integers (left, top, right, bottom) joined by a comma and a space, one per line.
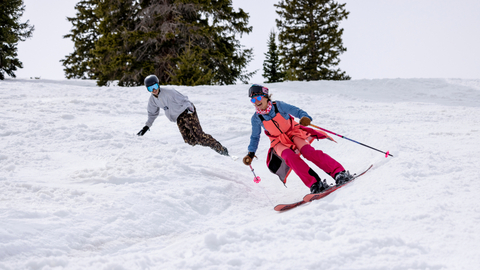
274, 164, 373, 211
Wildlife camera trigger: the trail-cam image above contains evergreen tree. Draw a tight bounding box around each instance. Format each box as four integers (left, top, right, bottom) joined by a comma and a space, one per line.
0, 0, 34, 80
62, 0, 255, 86
168, 41, 215, 86
284, 67, 298, 81
188, 0, 256, 85
262, 30, 284, 83
275, 0, 350, 81
61, 0, 99, 80
91, 0, 143, 86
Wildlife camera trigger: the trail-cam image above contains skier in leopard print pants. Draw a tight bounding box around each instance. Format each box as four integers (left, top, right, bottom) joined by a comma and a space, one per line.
137, 75, 228, 156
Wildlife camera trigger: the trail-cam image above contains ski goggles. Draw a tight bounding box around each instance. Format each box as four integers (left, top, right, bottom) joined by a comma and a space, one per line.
147, 83, 159, 92
250, 95, 263, 103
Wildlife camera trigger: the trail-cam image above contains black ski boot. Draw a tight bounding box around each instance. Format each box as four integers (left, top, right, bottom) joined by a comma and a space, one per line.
335, 170, 354, 186
310, 179, 330, 194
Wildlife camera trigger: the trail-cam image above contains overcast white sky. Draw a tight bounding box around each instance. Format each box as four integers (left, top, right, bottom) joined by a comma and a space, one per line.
13, 0, 480, 82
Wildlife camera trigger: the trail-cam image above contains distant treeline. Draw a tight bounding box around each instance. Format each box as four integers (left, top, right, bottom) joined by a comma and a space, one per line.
1, 0, 350, 85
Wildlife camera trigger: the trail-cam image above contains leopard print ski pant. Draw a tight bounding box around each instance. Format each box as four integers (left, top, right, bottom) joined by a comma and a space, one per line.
176, 107, 225, 153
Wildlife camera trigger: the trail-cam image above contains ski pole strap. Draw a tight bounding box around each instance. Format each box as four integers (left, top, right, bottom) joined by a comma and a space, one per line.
309, 124, 393, 157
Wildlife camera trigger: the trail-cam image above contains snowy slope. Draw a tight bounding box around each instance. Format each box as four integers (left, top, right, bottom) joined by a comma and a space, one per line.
1, 78, 479, 270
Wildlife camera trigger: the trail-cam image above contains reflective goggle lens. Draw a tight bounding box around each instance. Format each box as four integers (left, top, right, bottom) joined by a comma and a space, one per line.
250, 96, 263, 103
147, 83, 159, 92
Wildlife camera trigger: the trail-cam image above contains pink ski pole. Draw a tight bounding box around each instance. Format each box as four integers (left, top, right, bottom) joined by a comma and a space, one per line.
310, 124, 393, 158
249, 165, 261, 183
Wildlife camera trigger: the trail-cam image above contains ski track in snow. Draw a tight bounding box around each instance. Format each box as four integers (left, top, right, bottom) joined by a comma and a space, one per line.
1, 78, 479, 269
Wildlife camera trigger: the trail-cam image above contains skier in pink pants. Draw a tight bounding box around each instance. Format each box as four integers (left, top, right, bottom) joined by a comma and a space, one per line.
242, 84, 353, 194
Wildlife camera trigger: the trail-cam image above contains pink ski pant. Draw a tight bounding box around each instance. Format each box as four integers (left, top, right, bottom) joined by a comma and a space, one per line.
280, 140, 344, 188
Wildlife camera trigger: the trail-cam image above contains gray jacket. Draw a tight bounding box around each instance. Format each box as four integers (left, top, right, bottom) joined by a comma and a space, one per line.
145, 87, 193, 127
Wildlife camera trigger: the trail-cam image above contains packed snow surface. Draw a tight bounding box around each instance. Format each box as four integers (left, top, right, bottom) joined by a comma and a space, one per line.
1, 78, 480, 269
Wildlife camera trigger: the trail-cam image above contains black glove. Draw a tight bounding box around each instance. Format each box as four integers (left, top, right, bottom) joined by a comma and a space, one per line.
137, 126, 149, 136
